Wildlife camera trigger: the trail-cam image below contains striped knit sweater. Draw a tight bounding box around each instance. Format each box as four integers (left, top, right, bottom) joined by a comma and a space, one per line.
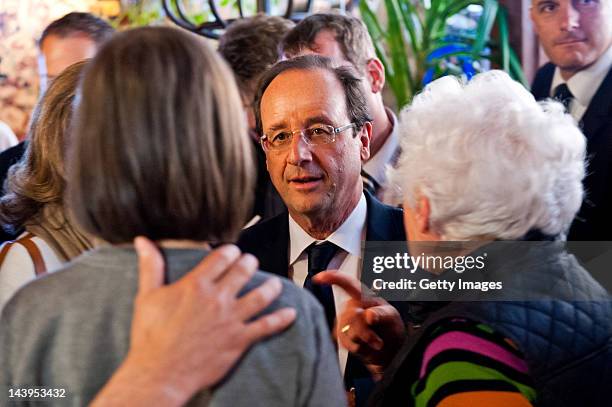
411, 318, 536, 407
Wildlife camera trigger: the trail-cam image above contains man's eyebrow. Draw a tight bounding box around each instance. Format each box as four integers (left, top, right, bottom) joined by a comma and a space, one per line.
304, 115, 334, 127
265, 115, 335, 132
265, 121, 289, 133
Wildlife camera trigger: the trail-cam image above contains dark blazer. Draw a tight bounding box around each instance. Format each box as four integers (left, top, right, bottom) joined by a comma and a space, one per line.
532, 63, 612, 241
237, 191, 406, 407
0, 141, 26, 242
250, 138, 286, 222
0, 141, 26, 192
237, 191, 406, 277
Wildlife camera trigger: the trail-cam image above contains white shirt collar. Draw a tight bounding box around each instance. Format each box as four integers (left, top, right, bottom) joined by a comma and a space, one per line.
288, 193, 367, 264
551, 44, 612, 107
362, 108, 399, 186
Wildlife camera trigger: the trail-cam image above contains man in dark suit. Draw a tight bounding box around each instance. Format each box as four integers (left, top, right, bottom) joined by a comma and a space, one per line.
530, 0, 612, 241
237, 55, 405, 406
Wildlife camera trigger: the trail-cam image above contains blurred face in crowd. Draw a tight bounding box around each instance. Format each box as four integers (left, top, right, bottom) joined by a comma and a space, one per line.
286, 28, 387, 155
531, 0, 612, 79
39, 34, 97, 92
260, 68, 370, 233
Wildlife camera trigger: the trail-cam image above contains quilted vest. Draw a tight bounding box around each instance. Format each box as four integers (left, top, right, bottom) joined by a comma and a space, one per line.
370, 241, 612, 407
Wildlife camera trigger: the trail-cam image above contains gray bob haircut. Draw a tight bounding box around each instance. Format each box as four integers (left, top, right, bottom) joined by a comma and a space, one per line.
389, 70, 586, 240
253, 55, 372, 136
69, 26, 254, 244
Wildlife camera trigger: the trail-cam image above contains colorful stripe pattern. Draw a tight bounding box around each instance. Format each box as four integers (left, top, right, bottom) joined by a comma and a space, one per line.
411, 318, 536, 407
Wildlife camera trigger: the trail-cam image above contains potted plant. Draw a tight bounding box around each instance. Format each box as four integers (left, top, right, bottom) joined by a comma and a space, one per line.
360, 0, 527, 108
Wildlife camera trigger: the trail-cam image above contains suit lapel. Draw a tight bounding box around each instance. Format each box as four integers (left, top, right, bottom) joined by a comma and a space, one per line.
364, 191, 406, 242
262, 215, 290, 278
580, 67, 612, 141
238, 214, 290, 278
531, 63, 555, 100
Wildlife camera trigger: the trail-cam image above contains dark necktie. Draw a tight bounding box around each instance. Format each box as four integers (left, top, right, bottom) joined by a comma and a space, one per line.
303, 241, 339, 331
361, 169, 381, 196
553, 83, 574, 112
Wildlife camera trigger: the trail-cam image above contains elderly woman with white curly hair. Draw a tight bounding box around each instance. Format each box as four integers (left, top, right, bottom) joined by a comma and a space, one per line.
316, 70, 612, 407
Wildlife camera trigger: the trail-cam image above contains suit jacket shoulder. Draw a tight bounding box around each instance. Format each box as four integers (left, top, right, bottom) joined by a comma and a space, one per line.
568, 64, 612, 240
531, 62, 556, 100
237, 213, 290, 277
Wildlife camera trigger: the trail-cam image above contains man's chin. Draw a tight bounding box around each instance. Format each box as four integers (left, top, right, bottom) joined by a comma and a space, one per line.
551, 50, 594, 72
288, 200, 325, 217
284, 192, 330, 217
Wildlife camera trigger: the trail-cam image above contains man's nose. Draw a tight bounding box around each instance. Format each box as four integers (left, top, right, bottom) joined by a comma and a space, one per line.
559, 2, 580, 32
287, 132, 313, 166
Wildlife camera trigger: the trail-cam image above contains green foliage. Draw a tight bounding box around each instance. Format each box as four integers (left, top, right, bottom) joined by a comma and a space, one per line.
111, 1, 165, 28
360, 0, 527, 109
112, 1, 211, 29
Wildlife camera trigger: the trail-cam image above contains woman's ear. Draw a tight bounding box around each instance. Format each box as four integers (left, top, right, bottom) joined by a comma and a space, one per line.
414, 195, 431, 235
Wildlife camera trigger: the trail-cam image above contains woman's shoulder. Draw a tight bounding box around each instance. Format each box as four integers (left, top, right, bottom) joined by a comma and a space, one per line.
0, 233, 62, 309
0, 233, 62, 272
1, 247, 133, 322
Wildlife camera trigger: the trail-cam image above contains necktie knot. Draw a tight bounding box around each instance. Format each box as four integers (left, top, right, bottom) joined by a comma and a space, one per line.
306, 241, 339, 275
553, 83, 574, 111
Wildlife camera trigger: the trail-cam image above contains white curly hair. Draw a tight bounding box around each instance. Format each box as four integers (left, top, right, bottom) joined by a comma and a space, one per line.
388, 70, 586, 240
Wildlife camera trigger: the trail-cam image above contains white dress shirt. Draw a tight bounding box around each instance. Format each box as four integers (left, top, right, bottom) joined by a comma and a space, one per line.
288, 193, 367, 374
551, 45, 612, 122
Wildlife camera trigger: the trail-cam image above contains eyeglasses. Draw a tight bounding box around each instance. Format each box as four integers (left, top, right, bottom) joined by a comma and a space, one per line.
260, 123, 357, 152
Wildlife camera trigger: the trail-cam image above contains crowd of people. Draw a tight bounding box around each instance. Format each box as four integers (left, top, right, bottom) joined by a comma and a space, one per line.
0, 0, 611, 406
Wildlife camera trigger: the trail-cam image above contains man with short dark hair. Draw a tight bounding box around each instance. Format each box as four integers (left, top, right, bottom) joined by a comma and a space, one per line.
238, 55, 406, 406
218, 14, 294, 222
38, 12, 114, 93
0, 12, 114, 241
530, 0, 612, 240
281, 14, 400, 202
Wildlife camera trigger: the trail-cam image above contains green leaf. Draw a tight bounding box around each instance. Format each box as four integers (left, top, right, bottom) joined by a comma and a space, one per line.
384, 0, 413, 107
359, 1, 387, 42
424, 0, 445, 48
397, 0, 422, 56
509, 48, 529, 87
192, 13, 207, 25
496, 5, 510, 71
473, 0, 498, 55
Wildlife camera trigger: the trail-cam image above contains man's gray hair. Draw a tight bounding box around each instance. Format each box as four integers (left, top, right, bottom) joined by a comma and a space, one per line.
253, 55, 372, 135
389, 70, 586, 240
